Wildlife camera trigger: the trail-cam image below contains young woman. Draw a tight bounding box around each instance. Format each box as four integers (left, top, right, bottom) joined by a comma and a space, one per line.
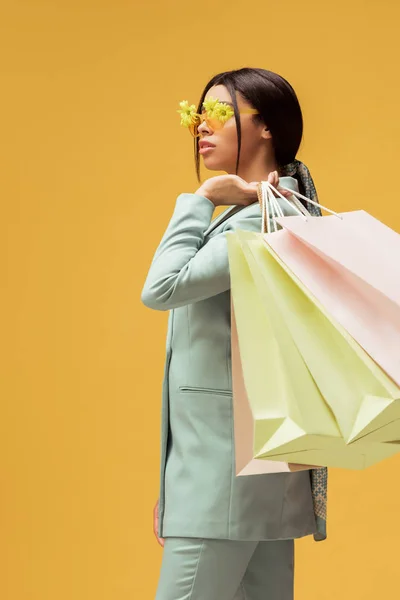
141, 67, 328, 600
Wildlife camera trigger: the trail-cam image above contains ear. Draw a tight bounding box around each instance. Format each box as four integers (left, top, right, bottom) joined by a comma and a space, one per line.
261, 126, 272, 141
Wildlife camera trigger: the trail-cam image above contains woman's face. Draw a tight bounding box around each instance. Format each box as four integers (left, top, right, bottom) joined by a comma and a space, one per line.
197, 84, 270, 173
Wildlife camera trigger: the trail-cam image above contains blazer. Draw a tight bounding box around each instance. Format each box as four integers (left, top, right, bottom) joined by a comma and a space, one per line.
141, 176, 327, 542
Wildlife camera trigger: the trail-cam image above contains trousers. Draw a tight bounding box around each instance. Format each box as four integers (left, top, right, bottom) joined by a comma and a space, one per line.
155, 537, 294, 600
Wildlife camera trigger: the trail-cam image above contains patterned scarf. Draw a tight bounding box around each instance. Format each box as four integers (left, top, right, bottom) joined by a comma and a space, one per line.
281, 158, 328, 542
280, 159, 322, 217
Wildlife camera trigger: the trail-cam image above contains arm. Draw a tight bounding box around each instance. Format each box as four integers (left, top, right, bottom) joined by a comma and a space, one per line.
140, 193, 261, 311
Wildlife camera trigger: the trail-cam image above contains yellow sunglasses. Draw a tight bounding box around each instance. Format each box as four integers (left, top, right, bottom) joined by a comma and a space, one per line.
177, 96, 259, 138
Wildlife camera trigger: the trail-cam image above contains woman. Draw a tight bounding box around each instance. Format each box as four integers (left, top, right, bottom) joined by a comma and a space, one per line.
141, 67, 328, 600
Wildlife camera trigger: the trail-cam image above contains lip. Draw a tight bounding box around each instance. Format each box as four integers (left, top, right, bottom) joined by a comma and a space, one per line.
199, 146, 215, 155
199, 140, 216, 150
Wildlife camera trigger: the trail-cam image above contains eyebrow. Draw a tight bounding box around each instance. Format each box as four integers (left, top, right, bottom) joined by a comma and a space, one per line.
202, 99, 234, 107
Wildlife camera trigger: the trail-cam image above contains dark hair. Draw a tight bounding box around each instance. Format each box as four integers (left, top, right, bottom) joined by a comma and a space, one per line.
195, 67, 303, 183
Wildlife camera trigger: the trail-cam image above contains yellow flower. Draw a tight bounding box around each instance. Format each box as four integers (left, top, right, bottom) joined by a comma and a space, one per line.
177, 100, 197, 127
202, 96, 220, 117
213, 102, 235, 123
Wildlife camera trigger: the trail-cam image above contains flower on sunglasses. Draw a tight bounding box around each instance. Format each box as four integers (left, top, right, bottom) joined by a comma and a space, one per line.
177, 96, 236, 133
177, 100, 197, 127
213, 102, 234, 123
202, 96, 220, 117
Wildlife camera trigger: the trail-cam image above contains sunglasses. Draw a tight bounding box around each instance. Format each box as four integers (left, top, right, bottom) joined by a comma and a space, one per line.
177, 96, 259, 138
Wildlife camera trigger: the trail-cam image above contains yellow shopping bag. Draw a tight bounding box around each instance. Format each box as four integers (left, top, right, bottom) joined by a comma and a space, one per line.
227, 229, 400, 470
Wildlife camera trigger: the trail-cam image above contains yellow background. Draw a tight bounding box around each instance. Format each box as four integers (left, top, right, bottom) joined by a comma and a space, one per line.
2, 1, 400, 598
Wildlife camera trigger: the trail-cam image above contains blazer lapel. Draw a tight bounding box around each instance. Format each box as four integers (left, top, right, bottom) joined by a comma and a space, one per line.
204, 205, 244, 237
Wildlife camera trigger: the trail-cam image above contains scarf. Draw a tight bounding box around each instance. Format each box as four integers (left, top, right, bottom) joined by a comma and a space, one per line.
280, 158, 322, 217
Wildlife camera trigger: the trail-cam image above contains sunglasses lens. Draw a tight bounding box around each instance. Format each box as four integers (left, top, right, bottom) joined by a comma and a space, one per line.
198, 112, 224, 132
207, 117, 224, 130
187, 112, 227, 136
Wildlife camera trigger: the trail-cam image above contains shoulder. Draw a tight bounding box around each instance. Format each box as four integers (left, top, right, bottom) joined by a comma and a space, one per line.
223, 200, 261, 227
220, 175, 300, 230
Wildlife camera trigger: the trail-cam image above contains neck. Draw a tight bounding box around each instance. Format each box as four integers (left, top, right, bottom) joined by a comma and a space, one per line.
229, 154, 279, 183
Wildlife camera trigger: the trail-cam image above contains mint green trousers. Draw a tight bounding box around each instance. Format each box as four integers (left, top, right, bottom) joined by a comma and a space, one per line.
155, 537, 294, 600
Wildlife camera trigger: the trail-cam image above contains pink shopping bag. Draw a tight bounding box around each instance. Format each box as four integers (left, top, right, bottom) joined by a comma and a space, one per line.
265, 186, 400, 387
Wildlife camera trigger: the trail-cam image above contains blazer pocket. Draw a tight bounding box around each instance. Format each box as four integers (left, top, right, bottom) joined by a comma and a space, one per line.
179, 385, 232, 397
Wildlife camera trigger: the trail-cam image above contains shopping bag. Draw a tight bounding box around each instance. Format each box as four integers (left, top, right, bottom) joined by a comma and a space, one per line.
231, 293, 315, 475
227, 227, 400, 470
269, 187, 400, 389
228, 228, 332, 473
261, 180, 400, 443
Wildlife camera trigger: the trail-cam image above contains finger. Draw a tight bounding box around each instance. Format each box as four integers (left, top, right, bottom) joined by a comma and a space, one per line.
268, 171, 279, 190
277, 186, 293, 198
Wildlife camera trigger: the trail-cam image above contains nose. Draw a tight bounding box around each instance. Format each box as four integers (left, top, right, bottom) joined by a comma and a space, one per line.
197, 117, 211, 136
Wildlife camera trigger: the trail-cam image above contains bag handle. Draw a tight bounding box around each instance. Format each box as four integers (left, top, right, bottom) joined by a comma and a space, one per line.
257, 180, 342, 234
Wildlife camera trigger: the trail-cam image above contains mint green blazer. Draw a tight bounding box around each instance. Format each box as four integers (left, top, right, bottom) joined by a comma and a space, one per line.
141, 176, 327, 542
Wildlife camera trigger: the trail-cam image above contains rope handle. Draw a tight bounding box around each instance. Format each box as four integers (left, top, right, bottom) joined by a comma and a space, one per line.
256, 181, 342, 234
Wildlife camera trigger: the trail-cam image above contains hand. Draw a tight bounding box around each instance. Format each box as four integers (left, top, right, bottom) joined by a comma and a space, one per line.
153, 499, 165, 547
194, 171, 294, 207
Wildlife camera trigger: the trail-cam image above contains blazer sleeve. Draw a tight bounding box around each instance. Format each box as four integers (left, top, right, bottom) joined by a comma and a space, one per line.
140, 192, 262, 311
